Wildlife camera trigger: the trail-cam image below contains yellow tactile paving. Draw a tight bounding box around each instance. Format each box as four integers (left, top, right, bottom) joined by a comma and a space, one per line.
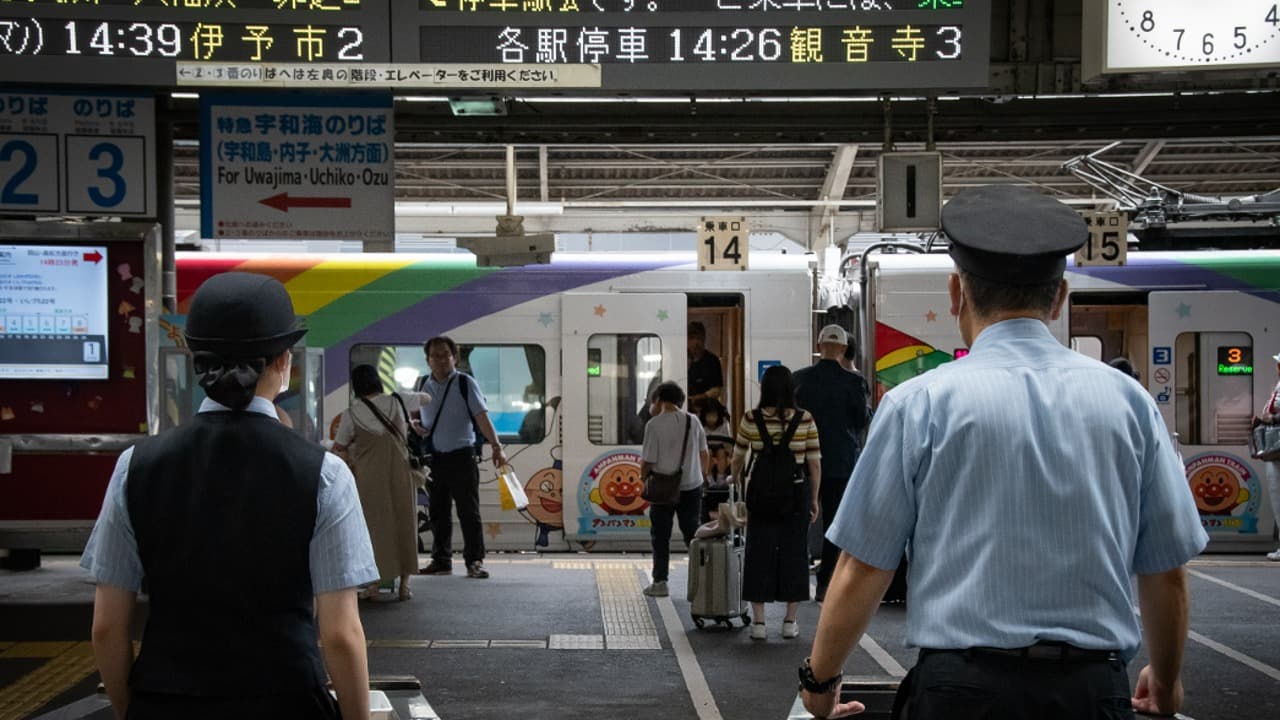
0, 641, 77, 659
0, 643, 12, 653
0, 641, 98, 720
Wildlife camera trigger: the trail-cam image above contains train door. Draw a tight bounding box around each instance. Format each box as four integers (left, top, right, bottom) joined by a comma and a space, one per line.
1067, 292, 1149, 379
560, 292, 686, 548
1149, 290, 1277, 551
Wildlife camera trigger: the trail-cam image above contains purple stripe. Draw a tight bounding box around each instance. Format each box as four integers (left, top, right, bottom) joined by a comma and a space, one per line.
323, 259, 683, 390
1070, 257, 1280, 303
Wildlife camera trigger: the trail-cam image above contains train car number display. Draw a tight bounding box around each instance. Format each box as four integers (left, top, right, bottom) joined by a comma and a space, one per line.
697, 216, 749, 271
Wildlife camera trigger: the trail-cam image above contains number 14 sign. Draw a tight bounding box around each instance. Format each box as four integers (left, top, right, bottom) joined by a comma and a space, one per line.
697, 216, 749, 271
0, 91, 155, 218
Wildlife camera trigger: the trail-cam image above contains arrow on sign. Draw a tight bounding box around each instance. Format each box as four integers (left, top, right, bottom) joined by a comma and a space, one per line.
83, 250, 103, 264
259, 193, 352, 213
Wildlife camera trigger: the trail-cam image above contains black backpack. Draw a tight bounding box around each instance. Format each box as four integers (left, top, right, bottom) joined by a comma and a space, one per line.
745, 410, 805, 521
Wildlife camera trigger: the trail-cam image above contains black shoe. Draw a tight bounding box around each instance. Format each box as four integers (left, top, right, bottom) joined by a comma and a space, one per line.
466, 562, 490, 579
419, 560, 452, 575
814, 587, 826, 602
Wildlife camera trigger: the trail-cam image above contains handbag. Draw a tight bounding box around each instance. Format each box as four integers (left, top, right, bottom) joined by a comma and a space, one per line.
361, 396, 428, 489
641, 413, 690, 506
1250, 421, 1280, 462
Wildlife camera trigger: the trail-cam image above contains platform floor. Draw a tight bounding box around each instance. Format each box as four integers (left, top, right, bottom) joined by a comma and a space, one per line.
2, 552, 1278, 720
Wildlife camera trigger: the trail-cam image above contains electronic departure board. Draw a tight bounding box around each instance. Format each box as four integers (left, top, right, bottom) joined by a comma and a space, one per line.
0, 0, 391, 87
394, 1, 992, 92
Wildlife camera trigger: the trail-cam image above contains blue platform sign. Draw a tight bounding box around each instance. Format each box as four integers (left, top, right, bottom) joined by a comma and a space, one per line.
0, 90, 155, 218
1153, 347, 1172, 366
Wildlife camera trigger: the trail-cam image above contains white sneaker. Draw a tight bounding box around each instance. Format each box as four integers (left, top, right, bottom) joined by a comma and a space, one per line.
1267, 548, 1280, 562
642, 580, 669, 597
750, 622, 767, 641
781, 620, 799, 639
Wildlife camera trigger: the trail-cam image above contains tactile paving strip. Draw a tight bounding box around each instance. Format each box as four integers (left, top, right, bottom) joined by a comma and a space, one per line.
548, 634, 605, 650
595, 565, 661, 650
0, 641, 97, 720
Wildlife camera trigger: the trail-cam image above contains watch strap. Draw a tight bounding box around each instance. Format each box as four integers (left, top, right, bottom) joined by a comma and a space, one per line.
798, 657, 842, 694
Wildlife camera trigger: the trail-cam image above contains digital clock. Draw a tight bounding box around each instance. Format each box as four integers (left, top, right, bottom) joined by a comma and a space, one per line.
1217, 345, 1253, 376
1087, 0, 1280, 74
0, 2, 390, 87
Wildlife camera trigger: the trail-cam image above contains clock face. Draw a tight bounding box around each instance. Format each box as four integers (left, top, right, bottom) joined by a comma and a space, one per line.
1104, 1, 1280, 71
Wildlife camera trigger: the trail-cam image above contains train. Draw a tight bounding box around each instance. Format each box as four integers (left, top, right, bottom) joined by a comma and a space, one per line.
3, 243, 1276, 557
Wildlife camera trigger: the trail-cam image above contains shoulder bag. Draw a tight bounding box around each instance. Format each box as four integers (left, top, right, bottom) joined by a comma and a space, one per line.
641, 413, 690, 506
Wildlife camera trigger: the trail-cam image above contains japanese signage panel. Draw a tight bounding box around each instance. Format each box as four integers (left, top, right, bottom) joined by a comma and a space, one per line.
1074, 210, 1128, 267
176, 62, 602, 88
0, 0, 392, 87
390, 1, 990, 92
697, 216, 749, 271
0, 90, 155, 218
199, 92, 395, 249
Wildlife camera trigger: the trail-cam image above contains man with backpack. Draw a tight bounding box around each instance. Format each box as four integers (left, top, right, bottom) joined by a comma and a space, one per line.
415, 336, 507, 579
793, 324, 869, 602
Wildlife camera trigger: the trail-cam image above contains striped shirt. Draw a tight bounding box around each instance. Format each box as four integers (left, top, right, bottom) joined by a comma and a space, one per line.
828, 318, 1207, 661
731, 409, 821, 467
81, 396, 378, 594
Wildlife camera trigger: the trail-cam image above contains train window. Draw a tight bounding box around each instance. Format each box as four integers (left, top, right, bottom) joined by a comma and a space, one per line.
1174, 331, 1254, 446
350, 343, 547, 445
586, 333, 662, 446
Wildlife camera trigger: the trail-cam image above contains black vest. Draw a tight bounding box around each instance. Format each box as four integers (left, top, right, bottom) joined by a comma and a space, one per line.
126, 410, 327, 696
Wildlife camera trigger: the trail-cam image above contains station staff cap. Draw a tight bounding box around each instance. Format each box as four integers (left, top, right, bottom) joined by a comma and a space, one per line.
942, 185, 1089, 286
184, 272, 307, 359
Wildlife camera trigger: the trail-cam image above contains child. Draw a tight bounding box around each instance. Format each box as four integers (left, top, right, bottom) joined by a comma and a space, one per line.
699, 399, 734, 523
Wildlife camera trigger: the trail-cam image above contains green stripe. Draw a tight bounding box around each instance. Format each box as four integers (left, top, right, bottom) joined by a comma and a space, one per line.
303, 259, 496, 346
877, 351, 953, 390
1189, 256, 1280, 291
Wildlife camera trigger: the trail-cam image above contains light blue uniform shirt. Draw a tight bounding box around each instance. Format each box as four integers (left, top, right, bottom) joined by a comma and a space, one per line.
829, 318, 1208, 660
81, 396, 378, 594
419, 369, 488, 453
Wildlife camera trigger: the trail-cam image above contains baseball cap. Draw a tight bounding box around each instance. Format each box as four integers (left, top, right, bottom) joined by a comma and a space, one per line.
818, 324, 848, 345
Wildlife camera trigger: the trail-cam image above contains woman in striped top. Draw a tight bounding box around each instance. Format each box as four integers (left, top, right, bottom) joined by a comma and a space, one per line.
731, 365, 822, 641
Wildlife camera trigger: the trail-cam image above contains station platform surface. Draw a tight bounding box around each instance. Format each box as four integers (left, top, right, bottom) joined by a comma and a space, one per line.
2, 552, 1278, 720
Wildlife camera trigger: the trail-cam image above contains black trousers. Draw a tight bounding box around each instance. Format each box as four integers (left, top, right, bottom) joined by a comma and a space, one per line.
126, 687, 340, 720
429, 449, 484, 566
649, 488, 701, 582
815, 474, 848, 594
895, 649, 1135, 720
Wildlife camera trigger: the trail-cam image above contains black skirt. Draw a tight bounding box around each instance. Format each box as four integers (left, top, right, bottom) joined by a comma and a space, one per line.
742, 493, 811, 603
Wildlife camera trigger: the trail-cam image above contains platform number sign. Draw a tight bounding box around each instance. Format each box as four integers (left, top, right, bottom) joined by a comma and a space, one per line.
1075, 210, 1128, 267
697, 217, 749, 271
0, 92, 154, 217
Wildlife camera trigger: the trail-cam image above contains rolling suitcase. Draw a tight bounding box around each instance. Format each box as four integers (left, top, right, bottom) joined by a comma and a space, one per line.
688, 485, 750, 629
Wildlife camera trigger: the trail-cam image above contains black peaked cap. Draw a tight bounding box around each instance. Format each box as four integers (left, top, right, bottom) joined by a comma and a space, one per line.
185, 272, 306, 359
942, 185, 1089, 286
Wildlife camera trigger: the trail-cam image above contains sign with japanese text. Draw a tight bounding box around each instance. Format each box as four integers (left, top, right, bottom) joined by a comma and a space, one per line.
0, 243, 110, 380
199, 93, 394, 249
176, 62, 602, 88
0, 90, 155, 218
391, 1, 992, 93
697, 216, 749, 271
0, 0, 391, 87
1075, 210, 1128, 267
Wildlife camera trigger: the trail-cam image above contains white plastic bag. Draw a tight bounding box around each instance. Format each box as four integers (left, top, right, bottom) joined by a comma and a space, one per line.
497, 465, 529, 511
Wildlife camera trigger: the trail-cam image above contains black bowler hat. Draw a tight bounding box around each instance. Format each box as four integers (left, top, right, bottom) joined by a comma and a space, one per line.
184, 272, 306, 359
942, 185, 1088, 286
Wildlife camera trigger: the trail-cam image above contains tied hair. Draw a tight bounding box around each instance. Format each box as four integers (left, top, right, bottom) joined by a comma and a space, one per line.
192, 352, 267, 410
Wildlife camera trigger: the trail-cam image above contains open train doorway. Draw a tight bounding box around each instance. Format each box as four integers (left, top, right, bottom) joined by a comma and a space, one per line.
687, 294, 744, 428
1067, 292, 1150, 382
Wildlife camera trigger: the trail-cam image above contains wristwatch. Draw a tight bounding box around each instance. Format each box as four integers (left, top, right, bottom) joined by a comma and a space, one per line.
798, 656, 843, 694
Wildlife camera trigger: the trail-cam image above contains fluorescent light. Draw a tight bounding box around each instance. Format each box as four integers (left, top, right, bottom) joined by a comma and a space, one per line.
397, 201, 564, 216
642, 354, 662, 362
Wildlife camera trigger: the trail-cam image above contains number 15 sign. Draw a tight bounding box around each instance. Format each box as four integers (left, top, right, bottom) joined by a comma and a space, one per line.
697, 216, 749, 271
0, 91, 155, 218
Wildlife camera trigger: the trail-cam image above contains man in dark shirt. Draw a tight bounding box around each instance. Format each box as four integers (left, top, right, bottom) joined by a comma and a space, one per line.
792, 324, 869, 601
686, 321, 724, 414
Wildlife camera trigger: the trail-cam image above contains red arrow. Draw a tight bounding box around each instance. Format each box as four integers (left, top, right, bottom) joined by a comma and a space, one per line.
83, 250, 103, 264
258, 192, 352, 213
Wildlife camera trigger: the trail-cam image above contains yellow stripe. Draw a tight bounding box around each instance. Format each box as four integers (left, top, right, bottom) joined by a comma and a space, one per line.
0, 641, 76, 659
0, 641, 97, 720
284, 257, 416, 315
875, 344, 936, 372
